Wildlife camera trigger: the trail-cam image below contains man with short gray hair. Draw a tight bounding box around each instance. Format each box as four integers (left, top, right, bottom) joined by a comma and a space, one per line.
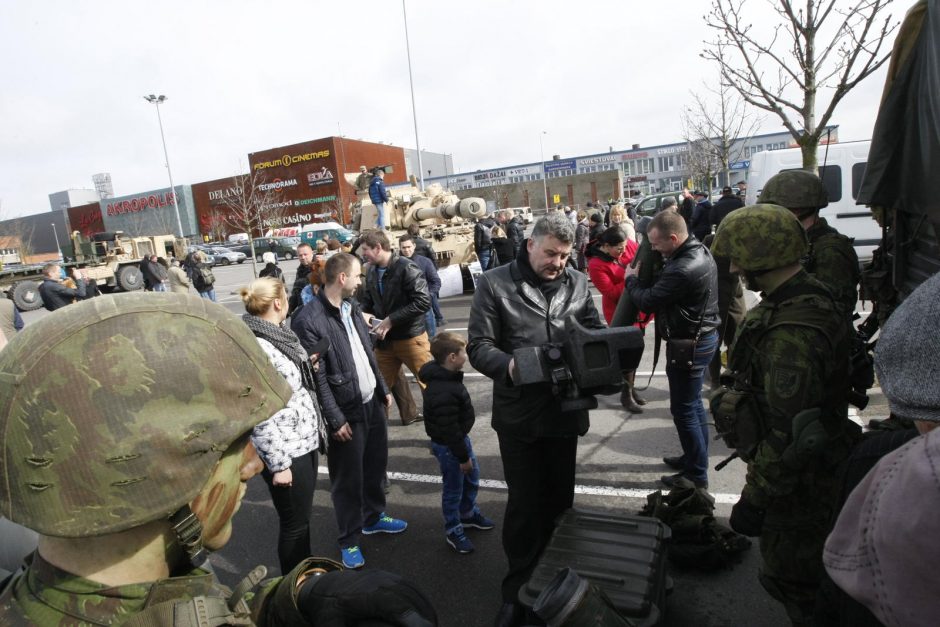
468, 212, 604, 626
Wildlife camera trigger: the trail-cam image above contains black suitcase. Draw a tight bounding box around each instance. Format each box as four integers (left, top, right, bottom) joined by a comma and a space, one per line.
518, 509, 671, 626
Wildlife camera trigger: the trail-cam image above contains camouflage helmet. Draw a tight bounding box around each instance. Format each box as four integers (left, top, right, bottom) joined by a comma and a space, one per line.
757, 169, 829, 210
0, 292, 292, 537
711, 204, 808, 271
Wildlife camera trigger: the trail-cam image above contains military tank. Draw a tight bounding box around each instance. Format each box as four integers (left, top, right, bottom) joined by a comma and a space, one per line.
347, 170, 487, 292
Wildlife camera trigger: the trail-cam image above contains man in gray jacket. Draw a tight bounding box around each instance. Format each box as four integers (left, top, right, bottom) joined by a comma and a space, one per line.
467, 213, 604, 627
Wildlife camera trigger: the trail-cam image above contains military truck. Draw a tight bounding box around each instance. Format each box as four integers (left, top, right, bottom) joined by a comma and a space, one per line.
0, 231, 187, 311
857, 0, 939, 316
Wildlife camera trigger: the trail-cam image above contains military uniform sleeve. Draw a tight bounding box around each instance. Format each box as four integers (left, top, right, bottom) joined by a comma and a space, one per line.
741, 325, 834, 508
812, 238, 860, 318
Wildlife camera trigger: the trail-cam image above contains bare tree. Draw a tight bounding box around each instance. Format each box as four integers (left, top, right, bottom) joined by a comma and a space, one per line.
704, 0, 898, 169
681, 79, 765, 187
682, 138, 721, 193
204, 210, 229, 243
219, 170, 287, 277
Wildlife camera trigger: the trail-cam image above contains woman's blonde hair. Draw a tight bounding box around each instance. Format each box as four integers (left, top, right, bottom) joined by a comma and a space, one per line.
240, 277, 287, 316
316, 240, 328, 254
609, 206, 627, 223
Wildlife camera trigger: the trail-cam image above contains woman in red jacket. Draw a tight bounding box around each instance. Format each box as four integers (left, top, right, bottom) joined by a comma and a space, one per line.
588, 226, 646, 413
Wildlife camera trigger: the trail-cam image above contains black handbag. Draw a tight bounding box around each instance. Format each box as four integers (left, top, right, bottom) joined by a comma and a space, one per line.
666, 289, 710, 370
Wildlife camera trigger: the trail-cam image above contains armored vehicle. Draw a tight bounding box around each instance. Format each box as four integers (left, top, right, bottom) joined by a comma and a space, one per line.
349, 170, 487, 273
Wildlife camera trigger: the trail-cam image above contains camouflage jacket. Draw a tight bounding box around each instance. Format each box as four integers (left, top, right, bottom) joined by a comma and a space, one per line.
725, 271, 854, 514
0, 552, 308, 626
804, 217, 860, 320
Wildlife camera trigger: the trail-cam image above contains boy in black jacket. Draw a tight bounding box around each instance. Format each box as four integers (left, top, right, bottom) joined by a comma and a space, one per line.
419, 332, 494, 554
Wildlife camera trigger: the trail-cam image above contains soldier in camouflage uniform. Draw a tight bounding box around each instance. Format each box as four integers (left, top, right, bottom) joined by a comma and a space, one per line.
758, 170, 860, 319
710, 205, 859, 626
0, 293, 435, 626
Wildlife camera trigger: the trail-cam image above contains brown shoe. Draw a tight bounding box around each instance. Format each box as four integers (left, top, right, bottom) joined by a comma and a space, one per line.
401, 413, 424, 426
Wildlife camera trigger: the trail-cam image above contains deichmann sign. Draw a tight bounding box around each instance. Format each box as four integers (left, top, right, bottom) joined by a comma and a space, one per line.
107, 191, 177, 216
253, 149, 332, 170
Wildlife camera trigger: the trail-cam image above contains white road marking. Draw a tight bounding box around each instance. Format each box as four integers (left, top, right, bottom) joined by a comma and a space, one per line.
317, 467, 741, 505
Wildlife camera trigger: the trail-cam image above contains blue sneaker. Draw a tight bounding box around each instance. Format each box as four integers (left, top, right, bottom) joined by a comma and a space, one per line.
341, 546, 364, 569
446, 531, 475, 554
362, 513, 408, 534
460, 512, 495, 530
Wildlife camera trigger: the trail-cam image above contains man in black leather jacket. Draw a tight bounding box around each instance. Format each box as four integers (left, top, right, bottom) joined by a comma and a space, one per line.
467, 213, 604, 627
624, 210, 720, 490
358, 230, 433, 426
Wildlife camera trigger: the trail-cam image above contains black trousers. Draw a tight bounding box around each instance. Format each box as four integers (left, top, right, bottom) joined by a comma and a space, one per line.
497, 432, 578, 603
326, 396, 389, 548
261, 450, 319, 574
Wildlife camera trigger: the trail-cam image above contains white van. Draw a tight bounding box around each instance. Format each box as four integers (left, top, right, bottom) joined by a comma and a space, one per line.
745, 140, 879, 262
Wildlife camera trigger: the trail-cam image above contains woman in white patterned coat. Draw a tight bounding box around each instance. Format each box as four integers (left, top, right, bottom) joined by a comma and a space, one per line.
240, 277, 329, 574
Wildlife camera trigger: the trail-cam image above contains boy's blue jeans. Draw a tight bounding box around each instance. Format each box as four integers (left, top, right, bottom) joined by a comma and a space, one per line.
431, 436, 481, 535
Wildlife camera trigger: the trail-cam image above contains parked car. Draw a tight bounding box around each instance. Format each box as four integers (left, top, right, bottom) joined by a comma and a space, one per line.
207, 246, 246, 265
299, 222, 356, 247
231, 237, 300, 261
633, 191, 683, 218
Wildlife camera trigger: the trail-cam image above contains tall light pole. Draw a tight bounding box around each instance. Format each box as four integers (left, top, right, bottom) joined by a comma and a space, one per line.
539, 131, 549, 210
51, 223, 61, 260
402, 0, 425, 191
143, 94, 185, 237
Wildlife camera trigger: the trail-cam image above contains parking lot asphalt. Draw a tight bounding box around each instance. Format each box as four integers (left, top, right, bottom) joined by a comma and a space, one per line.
19, 259, 886, 627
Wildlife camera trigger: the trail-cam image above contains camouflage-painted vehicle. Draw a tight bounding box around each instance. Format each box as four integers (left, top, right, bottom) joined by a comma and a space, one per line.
0, 231, 187, 311
349, 170, 487, 271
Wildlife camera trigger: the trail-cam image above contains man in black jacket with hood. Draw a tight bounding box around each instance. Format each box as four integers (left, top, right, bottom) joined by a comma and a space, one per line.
468, 213, 604, 627
624, 210, 720, 490
358, 230, 433, 426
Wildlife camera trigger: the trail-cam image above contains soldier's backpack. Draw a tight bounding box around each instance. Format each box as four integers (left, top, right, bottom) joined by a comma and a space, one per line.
193, 265, 215, 292
639, 487, 751, 572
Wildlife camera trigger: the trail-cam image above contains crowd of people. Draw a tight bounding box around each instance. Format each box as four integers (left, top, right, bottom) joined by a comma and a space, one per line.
2, 178, 938, 626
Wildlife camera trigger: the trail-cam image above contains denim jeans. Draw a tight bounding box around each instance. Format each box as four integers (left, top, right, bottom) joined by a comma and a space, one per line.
425, 310, 437, 337
431, 436, 481, 535
198, 288, 217, 302
153, 282, 167, 292
665, 330, 719, 485
477, 249, 491, 271
375, 202, 386, 229
431, 292, 444, 324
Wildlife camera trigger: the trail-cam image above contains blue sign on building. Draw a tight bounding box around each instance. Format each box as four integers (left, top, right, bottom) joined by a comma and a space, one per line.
729, 160, 750, 170
544, 159, 577, 173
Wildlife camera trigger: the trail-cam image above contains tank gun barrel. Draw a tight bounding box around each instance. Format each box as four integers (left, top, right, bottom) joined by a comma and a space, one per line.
413, 197, 486, 221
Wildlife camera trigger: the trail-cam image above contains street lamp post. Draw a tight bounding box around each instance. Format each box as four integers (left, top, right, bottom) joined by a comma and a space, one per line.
402, 0, 425, 191
51, 223, 61, 260
143, 94, 185, 237
539, 131, 549, 210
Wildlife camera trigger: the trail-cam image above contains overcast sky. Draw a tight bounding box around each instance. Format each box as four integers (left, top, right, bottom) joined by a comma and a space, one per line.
0, 0, 904, 217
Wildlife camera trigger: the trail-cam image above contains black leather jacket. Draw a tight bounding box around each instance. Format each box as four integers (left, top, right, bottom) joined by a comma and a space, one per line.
467, 257, 604, 437
359, 254, 431, 343
625, 236, 720, 339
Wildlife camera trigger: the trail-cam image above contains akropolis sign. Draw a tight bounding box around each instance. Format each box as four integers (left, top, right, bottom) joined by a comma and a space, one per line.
106, 191, 177, 216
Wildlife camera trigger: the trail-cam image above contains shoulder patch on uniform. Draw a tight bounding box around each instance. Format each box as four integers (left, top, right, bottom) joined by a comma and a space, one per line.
771, 365, 804, 400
